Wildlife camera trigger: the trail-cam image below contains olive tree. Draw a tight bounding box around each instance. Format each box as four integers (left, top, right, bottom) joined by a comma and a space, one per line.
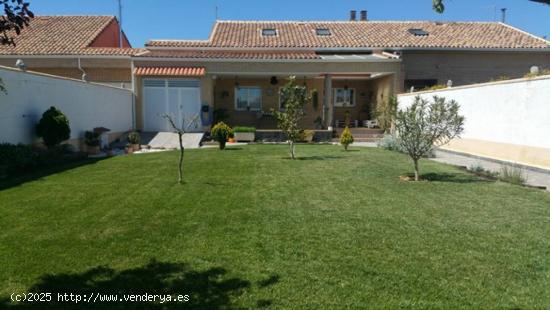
395, 96, 464, 181
273, 76, 310, 159
1, 0, 34, 92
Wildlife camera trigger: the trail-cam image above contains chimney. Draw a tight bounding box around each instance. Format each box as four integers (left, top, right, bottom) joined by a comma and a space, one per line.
501, 8, 507, 23
360, 10, 368, 21
350, 10, 357, 21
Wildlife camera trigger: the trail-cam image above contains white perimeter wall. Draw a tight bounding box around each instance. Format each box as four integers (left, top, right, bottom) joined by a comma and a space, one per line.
397, 76, 550, 150
0, 67, 133, 145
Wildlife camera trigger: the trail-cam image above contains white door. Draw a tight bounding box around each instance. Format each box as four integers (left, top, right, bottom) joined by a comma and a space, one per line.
143, 79, 202, 132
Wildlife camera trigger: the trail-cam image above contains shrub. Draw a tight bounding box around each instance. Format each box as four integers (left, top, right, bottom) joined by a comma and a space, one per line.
84, 131, 101, 147
377, 134, 404, 152
127, 132, 140, 145
0, 143, 37, 176
211, 122, 232, 150
499, 165, 527, 186
35, 106, 71, 148
376, 96, 398, 133
233, 126, 256, 133
340, 127, 354, 150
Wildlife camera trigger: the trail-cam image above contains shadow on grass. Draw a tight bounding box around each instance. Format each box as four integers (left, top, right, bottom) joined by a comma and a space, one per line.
420, 172, 492, 184
223, 147, 243, 151
0, 259, 279, 309
0, 158, 106, 192
295, 155, 343, 161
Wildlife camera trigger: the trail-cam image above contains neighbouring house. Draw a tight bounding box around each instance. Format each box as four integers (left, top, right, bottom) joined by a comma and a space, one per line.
0, 16, 140, 89
1, 13, 549, 134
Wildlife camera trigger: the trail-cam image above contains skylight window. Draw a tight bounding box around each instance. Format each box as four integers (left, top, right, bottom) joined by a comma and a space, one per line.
408, 28, 429, 36
316, 28, 331, 36
262, 28, 277, 37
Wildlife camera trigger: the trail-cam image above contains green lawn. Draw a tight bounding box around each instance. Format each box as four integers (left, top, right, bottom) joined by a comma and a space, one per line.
1, 145, 549, 309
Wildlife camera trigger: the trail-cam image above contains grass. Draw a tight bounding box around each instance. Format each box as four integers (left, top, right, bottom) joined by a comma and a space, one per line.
1, 144, 549, 308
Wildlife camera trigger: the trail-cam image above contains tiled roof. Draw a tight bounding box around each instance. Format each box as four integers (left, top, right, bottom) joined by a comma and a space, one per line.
147, 21, 550, 50
0, 16, 142, 56
136, 50, 321, 60
134, 67, 206, 76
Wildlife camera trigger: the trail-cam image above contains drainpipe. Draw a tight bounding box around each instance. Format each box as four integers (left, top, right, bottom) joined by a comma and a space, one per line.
77, 58, 88, 82
130, 59, 136, 130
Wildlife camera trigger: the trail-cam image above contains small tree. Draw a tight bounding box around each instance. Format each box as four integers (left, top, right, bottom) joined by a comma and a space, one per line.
163, 114, 199, 184
376, 96, 398, 133
36, 106, 71, 148
395, 96, 464, 181
211, 122, 232, 150
273, 76, 310, 159
340, 127, 354, 151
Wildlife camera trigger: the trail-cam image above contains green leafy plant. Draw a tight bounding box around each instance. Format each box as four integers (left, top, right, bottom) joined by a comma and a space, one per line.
127, 132, 140, 145
233, 126, 256, 133
273, 76, 310, 159
211, 122, 232, 150
313, 116, 324, 129
35, 106, 71, 148
340, 127, 354, 151
499, 165, 527, 186
376, 96, 398, 133
84, 131, 101, 147
395, 96, 465, 181
0, 78, 5, 94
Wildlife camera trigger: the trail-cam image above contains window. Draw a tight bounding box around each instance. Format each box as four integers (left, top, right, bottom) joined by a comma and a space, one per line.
333, 88, 355, 107
408, 28, 429, 36
261, 28, 277, 36
235, 87, 262, 111
315, 28, 331, 36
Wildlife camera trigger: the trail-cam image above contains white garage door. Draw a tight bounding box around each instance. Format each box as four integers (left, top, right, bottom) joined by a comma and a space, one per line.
143, 79, 202, 132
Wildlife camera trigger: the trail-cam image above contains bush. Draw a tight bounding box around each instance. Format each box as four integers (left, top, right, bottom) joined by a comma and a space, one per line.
211, 122, 232, 150
36, 106, 71, 148
84, 131, 101, 147
127, 132, 140, 145
233, 126, 256, 133
340, 127, 354, 150
377, 134, 404, 152
499, 165, 527, 186
0, 143, 37, 176
0, 143, 83, 178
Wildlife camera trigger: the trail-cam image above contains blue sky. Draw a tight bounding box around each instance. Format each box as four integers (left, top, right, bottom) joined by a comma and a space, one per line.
31, 0, 550, 47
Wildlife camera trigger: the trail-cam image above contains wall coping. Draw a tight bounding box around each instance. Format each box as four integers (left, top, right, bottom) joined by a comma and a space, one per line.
397, 74, 550, 98
0, 65, 133, 93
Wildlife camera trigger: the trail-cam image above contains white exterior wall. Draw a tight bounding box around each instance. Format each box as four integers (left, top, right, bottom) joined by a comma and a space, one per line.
398, 76, 550, 150
0, 67, 133, 145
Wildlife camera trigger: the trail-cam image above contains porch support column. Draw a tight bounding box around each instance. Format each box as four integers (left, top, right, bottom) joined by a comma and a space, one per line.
323, 74, 333, 130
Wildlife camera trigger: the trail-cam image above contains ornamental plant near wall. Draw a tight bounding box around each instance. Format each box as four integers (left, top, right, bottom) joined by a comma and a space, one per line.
211, 122, 232, 150
340, 127, 354, 151
35, 106, 71, 148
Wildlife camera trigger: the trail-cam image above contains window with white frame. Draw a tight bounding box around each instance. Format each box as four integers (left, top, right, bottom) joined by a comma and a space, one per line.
235, 87, 262, 111
333, 88, 355, 107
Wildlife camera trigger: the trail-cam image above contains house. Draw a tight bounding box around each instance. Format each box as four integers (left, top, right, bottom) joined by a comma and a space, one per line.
2, 13, 549, 134
0, 16, 140, 88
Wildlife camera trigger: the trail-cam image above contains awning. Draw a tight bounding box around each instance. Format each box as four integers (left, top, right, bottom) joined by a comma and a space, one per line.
134, 67, 205, 77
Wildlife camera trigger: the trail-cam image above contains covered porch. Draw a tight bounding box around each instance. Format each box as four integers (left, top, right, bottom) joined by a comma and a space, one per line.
212, 72, 396, 130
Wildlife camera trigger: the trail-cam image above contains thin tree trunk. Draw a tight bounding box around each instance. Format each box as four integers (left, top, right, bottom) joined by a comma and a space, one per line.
414, 158, 420, 181
178, 132, 184, 184
289, 140, 295, 159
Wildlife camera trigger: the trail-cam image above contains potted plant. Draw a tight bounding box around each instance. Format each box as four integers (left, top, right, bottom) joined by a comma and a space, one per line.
84, 131, 101, 155
233, 126, 256, 142
211, 122, 232, 150
127, 132, 141, 152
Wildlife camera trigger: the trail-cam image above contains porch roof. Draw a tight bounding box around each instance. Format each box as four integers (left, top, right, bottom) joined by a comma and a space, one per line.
133, 66, 205, 77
